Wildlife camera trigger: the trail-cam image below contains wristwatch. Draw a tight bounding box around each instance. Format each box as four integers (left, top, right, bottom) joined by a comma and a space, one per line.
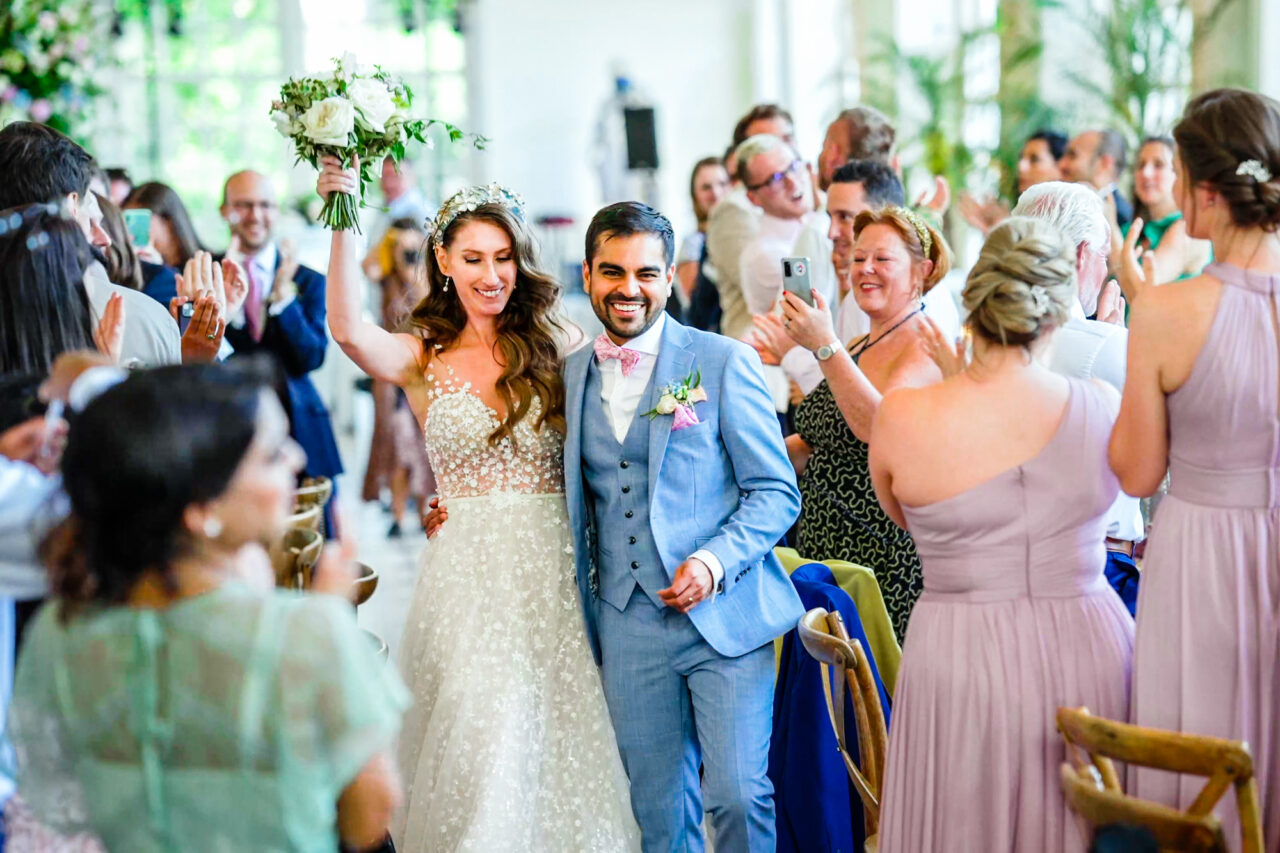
815, 340, 843, 361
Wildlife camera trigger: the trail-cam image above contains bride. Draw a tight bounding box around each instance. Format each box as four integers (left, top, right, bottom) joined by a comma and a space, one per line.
318, 158, 640, 851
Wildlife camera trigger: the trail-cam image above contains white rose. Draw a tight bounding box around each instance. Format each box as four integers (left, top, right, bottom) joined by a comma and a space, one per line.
299, 96, 355, 147
347, 78, 396, 133
687, 386, 708, 404
655, 394, 678, 415
271, 109, 297, 137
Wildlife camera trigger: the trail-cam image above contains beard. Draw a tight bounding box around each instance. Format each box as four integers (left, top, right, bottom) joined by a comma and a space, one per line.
593, 294, 665, 340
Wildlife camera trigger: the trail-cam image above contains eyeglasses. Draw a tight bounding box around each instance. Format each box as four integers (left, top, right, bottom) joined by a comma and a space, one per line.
747, 158, 805, 192
228, 201, 277, 213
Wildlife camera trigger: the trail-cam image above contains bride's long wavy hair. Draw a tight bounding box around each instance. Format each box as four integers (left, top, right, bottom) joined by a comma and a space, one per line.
409, 203, 567, 445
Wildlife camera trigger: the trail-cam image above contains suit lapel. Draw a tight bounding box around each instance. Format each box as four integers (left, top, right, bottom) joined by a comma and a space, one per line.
563, 346, 592, 537
647, 319, 695, 502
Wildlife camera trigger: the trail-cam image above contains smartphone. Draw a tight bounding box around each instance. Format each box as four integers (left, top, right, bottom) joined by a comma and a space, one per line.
123, 208, 152, 248
178, 301, 195, 334
781, 256, 813, 306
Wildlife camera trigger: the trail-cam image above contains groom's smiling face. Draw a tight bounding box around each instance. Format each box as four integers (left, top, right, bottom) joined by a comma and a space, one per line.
583, 232, 673, 343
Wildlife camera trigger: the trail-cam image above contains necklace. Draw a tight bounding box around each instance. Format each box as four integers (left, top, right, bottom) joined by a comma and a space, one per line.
850, 303, 923, 362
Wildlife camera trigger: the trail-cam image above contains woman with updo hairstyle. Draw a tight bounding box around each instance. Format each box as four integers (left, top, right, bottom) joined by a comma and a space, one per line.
7, 361, 408, 851
779, 205, 950, 639
868, 217, 1134, 852
1111, 88, 1280, 846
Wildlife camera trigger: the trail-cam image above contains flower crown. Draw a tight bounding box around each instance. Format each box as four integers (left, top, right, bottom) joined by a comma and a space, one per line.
891, 206, 933, 258
425, 183, 527, 247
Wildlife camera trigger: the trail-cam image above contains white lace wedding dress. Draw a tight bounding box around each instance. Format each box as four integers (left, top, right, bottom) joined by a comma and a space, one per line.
393, 361, 640, 852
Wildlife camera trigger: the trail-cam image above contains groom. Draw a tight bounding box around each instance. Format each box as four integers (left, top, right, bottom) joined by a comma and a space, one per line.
568, 201, 803, 852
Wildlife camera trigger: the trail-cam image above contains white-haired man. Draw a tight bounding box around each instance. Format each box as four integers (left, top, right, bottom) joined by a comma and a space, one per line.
1012, 181, 1141, 613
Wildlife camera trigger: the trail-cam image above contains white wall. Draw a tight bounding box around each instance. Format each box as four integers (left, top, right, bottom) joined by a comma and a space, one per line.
464, 0, 761, 261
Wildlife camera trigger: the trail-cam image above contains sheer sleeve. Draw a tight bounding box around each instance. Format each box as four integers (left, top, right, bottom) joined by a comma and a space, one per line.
277, 595, 410, 794
7, 605, 94, 835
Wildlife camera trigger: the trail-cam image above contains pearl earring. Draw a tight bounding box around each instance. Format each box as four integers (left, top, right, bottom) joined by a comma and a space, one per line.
443, 276, 451, 293
203, 517, 223, 539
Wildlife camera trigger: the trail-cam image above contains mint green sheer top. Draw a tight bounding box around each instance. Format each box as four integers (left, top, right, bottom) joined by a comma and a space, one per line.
8, 584, 410, 852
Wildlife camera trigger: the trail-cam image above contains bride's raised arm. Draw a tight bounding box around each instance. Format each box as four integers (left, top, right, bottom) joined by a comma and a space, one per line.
318, 156, 424, 386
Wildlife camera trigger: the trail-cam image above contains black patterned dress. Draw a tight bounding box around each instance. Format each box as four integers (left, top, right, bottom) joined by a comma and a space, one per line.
794, 378, 923, 640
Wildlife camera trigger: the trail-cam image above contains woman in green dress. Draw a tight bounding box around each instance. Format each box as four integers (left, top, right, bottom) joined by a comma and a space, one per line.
1109, 136, 1212, 285
7, 361, 408, 852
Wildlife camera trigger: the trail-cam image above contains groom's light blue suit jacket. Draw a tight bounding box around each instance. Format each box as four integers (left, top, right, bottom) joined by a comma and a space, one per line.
564, 318, 805, 662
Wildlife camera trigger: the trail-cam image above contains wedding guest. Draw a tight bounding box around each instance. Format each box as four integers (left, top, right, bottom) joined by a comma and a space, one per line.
756, 161, 959, 397
1059, 129, 1133, 228
363, 157, 432, 270
123, 181, 207, 270
6, 361, 408, 851
0, 207, 98, 375
93, 192, 144, 291
1111, 87, 1280, 848
219, 170, 343, 529
0, 123, 181, 368
706, 103, 794, 340
671, 156, 729, 329
1107, 137, 1212, 285
959, 129, 1067, 235
870, 216, 1134, 852
815, 105, 895, 190
779, 206, 950, 639
103, 168, 132, 207
360, 219, 434, 537
1010, 182, 1142, 613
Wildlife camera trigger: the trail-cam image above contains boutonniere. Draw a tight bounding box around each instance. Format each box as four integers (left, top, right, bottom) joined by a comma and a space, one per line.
644, 370, 708, 430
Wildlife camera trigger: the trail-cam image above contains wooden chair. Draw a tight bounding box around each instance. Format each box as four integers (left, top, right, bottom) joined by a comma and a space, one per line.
285, 503, 322, 533
1057, 706, 1263, 853
293, 476, 333, 511
268, 527, 323, 590
797, 607, 888, 849
352, 561, 379, 607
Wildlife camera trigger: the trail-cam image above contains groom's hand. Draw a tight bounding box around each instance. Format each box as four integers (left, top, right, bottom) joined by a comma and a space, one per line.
421, 496, 448, 538
658, 558, 714, 614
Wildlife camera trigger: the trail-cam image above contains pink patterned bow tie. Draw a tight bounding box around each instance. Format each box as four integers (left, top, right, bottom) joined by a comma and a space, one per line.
593, 334, 641, 376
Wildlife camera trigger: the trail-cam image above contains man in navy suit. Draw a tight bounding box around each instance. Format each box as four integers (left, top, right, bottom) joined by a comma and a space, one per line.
219, 170, 343, 520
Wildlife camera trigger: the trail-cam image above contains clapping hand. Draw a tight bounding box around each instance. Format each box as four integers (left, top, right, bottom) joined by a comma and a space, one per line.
270, 240, 299, 309
93, 292, 126, 363
958, 191, 1009, 236
916, 175, 951, 214
750, 313, 799, 365
1117, 217, 1155, 307
0, 417, 66, 475
311, 507, 359, 600
779, 288, 838, 353
1096, 279, 1126, 327
658, 557, 713, 613
920, 315, 966, 378
172, 252, 228, 362
220, 258, 250, 316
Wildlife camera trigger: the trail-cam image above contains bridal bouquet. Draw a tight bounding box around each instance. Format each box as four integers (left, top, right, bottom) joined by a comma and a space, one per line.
271, 53, 477, 232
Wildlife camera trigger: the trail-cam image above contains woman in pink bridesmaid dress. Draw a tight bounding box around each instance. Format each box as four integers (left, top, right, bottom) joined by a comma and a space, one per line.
869, 217, 1135, 851
1110, 88, 1280, 849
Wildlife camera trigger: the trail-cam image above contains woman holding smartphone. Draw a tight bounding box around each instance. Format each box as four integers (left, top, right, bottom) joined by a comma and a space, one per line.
779, 206, 950, 640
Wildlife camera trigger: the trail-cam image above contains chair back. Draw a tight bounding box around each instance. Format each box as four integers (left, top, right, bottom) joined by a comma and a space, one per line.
293, 476, 333, 511
285, 503, 322, 532
352, 562, 379, 607
269, 527, 323, 589
1057, 706, 1262, 853
796, 607, 888, 840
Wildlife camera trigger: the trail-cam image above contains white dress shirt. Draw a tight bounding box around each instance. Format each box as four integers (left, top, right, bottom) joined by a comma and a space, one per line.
595, 313, 725, 595
1048, 299, 1143, 541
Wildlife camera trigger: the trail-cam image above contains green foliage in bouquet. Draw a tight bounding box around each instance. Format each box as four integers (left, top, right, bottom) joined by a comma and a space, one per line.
272, 53, 484, 232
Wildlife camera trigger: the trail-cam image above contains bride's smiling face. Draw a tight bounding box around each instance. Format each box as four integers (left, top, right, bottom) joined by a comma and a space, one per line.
435, 220, 517, 319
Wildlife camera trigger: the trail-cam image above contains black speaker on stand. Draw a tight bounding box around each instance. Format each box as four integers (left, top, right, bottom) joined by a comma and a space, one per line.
623, 106, 660, 208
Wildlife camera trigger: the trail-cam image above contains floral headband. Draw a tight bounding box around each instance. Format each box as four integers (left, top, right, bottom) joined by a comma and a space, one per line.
890, 206, 933, 258
425, 183, 527, 247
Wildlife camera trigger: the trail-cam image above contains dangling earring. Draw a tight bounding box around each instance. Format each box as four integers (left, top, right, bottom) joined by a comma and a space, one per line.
203, 517, 223, 539
442, 276, 451, 293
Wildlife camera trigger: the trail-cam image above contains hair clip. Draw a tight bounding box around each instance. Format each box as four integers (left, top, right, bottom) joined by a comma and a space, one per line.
1236, 159, 1273, 183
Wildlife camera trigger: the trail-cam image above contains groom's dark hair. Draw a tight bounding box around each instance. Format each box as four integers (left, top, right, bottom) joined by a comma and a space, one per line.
0, 122, 95, 210
585, 202, 675, 268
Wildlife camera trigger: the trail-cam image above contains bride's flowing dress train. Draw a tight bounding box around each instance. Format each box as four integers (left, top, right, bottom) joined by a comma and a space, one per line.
393, 359, 640, 851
